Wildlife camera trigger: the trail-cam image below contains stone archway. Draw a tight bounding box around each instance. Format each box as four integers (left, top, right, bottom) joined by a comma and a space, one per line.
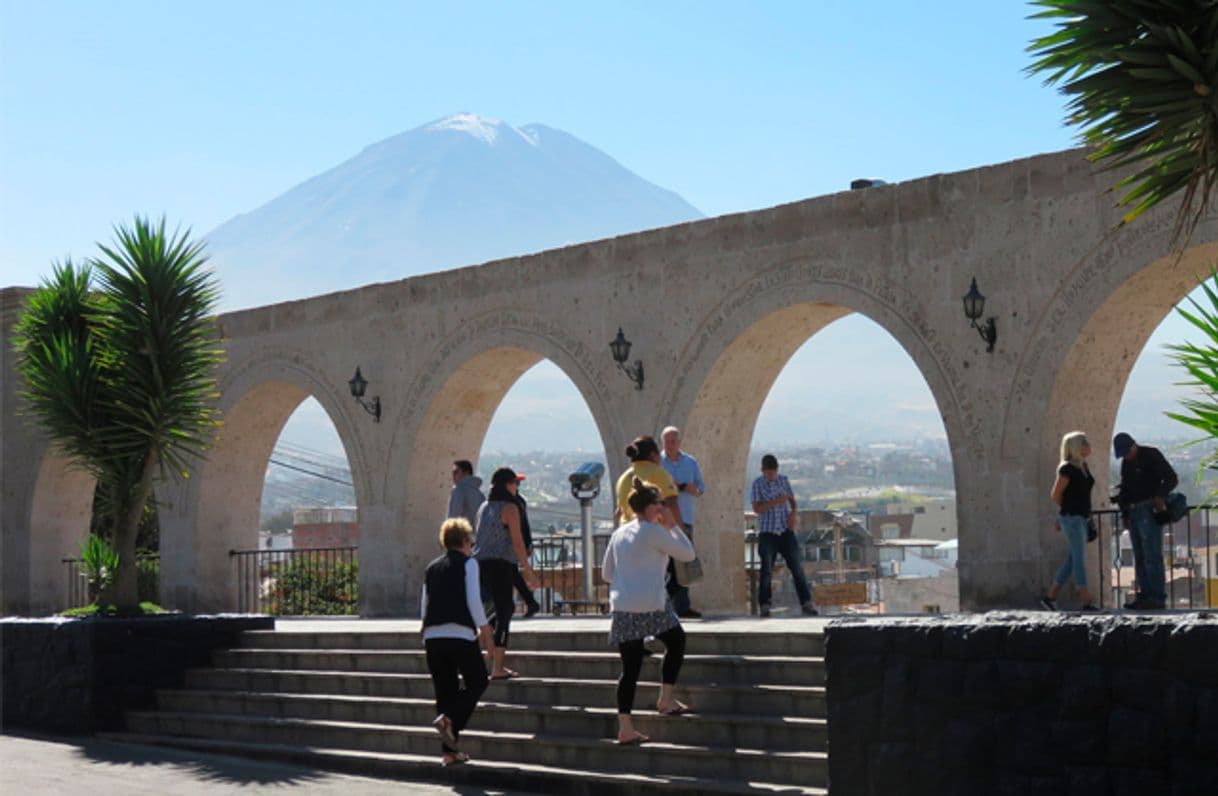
159, 350, 369, 613
1032, 235, 1218, 593
24, 448, 96, 613
661, 263, 969, 611
380, 313, 621, 614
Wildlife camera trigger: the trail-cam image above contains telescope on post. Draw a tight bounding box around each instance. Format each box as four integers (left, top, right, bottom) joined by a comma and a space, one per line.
568, 463, 605, 604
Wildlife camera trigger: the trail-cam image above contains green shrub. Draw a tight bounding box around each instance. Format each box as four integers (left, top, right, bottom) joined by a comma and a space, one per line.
269, 558, 358, 615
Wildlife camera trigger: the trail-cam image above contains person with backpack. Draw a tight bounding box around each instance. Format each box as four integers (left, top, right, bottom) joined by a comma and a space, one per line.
1112, 432, 1178, 610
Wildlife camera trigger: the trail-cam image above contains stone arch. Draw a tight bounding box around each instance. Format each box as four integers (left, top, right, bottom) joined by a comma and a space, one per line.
170, 348, 369, 612
388, 311, 621, 588
1028, 222, 1218, 592
660, 260, 969, 609
24, 446, 96, 613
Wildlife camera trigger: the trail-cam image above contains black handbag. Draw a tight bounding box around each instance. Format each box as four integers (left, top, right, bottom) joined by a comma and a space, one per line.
1086, 518, 1098, 543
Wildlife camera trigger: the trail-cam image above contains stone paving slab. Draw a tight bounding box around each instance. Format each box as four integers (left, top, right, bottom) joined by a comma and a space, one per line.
0, 732, 529, 795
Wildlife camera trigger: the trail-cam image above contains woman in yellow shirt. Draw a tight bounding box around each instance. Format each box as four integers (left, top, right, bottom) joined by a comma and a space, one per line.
614, 435, 679, 525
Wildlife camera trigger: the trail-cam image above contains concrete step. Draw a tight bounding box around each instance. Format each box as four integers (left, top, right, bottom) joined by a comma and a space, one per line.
185, 667, 827, 716
103, 731, 828, 796
213, 648, 825, 686
155, 689, 827, 751
241, 628, 826, 657
124, 711, 828, 787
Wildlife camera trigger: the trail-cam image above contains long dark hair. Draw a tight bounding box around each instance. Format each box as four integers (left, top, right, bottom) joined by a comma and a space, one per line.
488, 466, 518, 501
625, 435, 659, 462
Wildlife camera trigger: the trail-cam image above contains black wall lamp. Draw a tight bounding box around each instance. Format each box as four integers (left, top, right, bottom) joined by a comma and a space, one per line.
962, 277, 997, 353
348, 366, 381, 422
609, 327, 644, 390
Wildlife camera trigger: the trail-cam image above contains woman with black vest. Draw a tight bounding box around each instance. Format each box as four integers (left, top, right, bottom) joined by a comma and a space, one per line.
421, 517, 492, 767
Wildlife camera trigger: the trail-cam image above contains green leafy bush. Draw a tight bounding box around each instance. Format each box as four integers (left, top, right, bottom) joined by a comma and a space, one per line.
269, 558, 358, 615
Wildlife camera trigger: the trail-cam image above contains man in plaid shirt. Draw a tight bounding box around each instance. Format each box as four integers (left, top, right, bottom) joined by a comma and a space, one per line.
750, 454, 817, 617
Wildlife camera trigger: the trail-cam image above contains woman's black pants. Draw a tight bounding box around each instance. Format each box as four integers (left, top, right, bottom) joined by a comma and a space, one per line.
616, 624, 686, 714
479, 558, 517, 648
424, 637, 488, 753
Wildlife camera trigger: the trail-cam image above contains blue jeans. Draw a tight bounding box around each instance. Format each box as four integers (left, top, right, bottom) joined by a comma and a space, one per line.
1053, 514, 1089, 588
666, 523, 692, 614
757, 529, 812, 607
1128, 502, 1166, 603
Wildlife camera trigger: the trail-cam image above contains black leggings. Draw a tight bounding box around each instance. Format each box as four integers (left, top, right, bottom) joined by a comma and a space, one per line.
424, 637, 489, 753
480, 558, 517, 648
616, 624, 686, 715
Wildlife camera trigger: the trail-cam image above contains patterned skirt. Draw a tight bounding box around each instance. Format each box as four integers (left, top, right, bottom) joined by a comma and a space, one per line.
608, 605, 680, 646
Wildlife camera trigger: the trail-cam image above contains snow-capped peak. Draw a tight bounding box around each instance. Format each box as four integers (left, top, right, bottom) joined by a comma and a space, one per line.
426, 113, 538, 147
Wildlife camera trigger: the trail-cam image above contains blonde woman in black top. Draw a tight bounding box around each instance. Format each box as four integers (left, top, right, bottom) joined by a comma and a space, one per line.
1041, 431, 1097, 611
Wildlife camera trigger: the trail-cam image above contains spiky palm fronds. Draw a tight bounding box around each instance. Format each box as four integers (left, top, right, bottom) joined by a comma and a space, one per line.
1028, 0, 1218, 244
12, 216, 223, 609
1166, 270, 1218, 469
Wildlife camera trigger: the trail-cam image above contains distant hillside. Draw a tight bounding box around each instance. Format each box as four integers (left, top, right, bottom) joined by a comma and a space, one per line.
205, 113, 703, 309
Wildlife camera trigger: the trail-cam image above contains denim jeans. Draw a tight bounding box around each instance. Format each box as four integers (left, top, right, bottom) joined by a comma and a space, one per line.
1053, 513, 1089, 588
1128, 502, 1166, 603
757, 529, 812, 607
666, 523, 692, 614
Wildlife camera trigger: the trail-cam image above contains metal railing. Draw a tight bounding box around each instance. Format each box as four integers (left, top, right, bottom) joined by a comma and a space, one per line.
1090, 505, 1211, 610
60, 554, 160, 609
743, 506, 1215, 613
529, 533, 612, 614
230, 546, 358, 615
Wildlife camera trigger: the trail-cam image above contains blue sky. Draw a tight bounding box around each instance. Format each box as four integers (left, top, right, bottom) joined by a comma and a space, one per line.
1, 1, 1074, 280
0, 1, 1197, 457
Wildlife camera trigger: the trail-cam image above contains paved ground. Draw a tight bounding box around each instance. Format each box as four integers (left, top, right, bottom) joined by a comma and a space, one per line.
0, 733, 530, 795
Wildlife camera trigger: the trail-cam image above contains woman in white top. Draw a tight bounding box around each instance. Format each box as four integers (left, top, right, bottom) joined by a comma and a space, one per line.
601, 478, 697, 745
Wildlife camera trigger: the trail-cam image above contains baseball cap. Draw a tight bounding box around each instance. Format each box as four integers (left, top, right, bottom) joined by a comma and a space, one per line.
1113, 432, 1135, 459
515, 473, 527, 481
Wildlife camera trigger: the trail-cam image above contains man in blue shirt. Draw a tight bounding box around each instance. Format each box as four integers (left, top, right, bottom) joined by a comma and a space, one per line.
750, 454, 816, 617
661, 426, 705, 618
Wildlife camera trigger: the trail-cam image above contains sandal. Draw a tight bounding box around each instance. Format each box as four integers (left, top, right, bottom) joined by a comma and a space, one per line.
432, 714, 458, 749
490, 669, 519, 680
616, 732, 650, 745
657, 701, 692, 716
441, 751, 470, 767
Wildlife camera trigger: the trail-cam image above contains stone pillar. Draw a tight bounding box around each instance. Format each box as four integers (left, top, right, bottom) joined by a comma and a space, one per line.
358, 502, 411, 616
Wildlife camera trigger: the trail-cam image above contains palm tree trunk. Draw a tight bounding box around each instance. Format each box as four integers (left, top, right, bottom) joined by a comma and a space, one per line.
100, 449, 159, 610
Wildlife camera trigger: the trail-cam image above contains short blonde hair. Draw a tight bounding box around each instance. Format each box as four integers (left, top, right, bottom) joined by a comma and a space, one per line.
1059, 431, 1089, 468
439, 517, 473, 550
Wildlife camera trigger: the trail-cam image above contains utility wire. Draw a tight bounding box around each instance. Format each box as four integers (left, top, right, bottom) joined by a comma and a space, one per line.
267, 457, 354, 487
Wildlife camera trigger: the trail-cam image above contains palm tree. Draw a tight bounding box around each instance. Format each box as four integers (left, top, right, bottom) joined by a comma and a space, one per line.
12, 217, 222, 611
1027, 0, 1218, 244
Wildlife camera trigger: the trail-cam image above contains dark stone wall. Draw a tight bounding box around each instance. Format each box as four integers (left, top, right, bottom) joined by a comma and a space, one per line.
1, 614, 272, 733
825, 612, 1218, 796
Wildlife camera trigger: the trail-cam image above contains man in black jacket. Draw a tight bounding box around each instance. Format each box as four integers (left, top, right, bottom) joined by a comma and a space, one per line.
1113, 432, 1178, 610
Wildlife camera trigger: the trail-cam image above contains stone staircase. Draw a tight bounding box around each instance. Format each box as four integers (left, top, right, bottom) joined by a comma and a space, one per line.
111, 620, 829, 795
